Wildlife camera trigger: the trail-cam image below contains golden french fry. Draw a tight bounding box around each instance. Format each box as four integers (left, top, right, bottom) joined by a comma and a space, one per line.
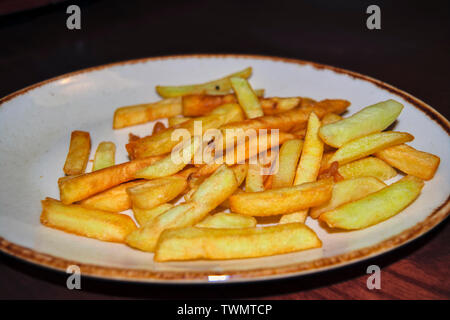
196, 212, 257, 229
168, 116, 191, 127
154, 223, 321, 261
132, 203, 174, 226
63, 130, 91, 176
156, 67, 252, 98
92, 142, 116, 171
272, 139, 304, 188
245, 163, 265, 192
320, 175, 424, 229
279, 211, 308, 224
375, 144, 440, 180
126, 165, 239, 252
329, 131, 414, 166
338, 157, 397, 181
79, 180, 145, 212
128, 103, 243, 158
58, 156, 162, 204
310, 177, 386, 219
319, 99, 403, 148
229, 178, 333, 216
41, 198, 136, 242
127, 176, 187, 209
260, 97, 302, 115
230, 77, 264, 118
113, 98, 182, 129
321, 113, 342, 125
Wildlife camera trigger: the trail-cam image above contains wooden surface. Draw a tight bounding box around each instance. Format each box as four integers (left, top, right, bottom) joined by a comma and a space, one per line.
0, 0, 449, 299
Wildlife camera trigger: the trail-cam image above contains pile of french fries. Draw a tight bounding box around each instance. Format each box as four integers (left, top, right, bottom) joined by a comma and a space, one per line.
40, 67, 441, 262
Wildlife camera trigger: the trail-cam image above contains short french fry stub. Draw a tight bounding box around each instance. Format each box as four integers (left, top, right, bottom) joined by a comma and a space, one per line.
92, 141, 116, 171
63, 130, 91, 176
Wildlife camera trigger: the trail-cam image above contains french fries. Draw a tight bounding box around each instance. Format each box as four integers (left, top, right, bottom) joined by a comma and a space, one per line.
168, 116, 191, 127
126, 176, 187, 209
132, 203, 174, 226
245, 163, 265, 192
272, 139, 304, 188
196, 212, 257, 229
156, 67, 252, 97
92, 142, 116, 171
375, 144, 440, 180
328, 131, 414, 166
79, 180, 145, 212
338, 156, 397, 181
230, 77, 264, 118
154, 223, 321, 261
319, 99, 403, 147
63, 130, 91, 175
113, 98, 182, 129
229, 178, 333, 216
41, 198, 136, 242
320, 175, 424, 229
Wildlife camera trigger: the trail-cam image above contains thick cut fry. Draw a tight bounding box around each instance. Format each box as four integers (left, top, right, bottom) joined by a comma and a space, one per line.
229, 178, 333, 216
127, 176, 187, 209
63, 130, 91, 175
196, 212, 257, 229
279, 211, 308, 224
156, 67, 252, 98
260, 97, 303, 115
375, 144, 440, 180
154, 223, 321, 261
338, 157, 397, 181
79, 180, 145, 212
310, 177, 386, 219
320, 175, 424, 229
41, 198, 137, 242
133, 203, 174, 226
230, 77, 264, 118
272, 139, 304, 188
168, 116, 191, 127
59, 156, 162, 204
92, 142, 116, 171
113, 98, 182, 129
129, 103, 243, 158
134, 137, 200, 179
245, 163, 265, 192
329, 131, 414, 166
321, 113, 343, 125
126, 165, 239, 252
319, 99, 403, 147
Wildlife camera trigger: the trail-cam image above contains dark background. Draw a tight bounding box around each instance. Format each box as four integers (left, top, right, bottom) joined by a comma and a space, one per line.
0, 0, 448, 299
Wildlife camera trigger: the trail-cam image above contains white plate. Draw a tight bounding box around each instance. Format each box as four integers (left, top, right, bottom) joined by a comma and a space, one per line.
0, 54, 448, 283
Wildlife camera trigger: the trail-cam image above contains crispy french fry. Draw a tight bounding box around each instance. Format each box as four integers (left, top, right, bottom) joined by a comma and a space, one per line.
127, 176, 187, 209
320, 175, 424, 229
230, 77, 264, 118
168, 116, 191, 127
279, 211, 308, 224
126, 165, 239, 252
41, 198, 136, 242
196, 212, 257, 229
321, 113, 343, 125
375, 144, 440, 180
129, 103, 243, 158
58, 156, 162, 204
229, 178, 333, 216
319, 99, 403, 147
154, 223, 321, 261
63, 130, 91, 175
152, 121, 166, 134
92, 142, 116, 171
79, 180, 145, 212
338, 157, 397, 181
133, 203, 174, 226
245, 163, 265, 192
272, 139, 304, 188
260, 97, 302, 115
156, 67, 252, 98
113, 98, 182, 129
329, 131, 414, 166
310, 177, 386, 219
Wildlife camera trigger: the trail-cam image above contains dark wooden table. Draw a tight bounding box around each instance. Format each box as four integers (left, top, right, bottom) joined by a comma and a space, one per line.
0, 0, 449, 299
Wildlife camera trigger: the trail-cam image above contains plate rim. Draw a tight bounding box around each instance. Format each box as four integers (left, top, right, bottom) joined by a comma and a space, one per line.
0, 53, 449, 283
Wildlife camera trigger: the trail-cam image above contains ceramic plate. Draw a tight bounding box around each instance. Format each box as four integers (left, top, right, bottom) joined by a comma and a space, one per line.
0, 54, 448, 283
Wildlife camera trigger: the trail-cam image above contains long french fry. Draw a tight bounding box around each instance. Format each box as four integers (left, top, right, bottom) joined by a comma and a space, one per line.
59, 156, 162, 204
230, 77, 264, 118
375, 144, 440, 180
272, 139, 304, 188
132, 203, 174, 226
79, 180, 145, 212
320, 175, 424, 229
196, 212, 257, 229
245, 163, 265, 192
113, 98, 182, 129
156, 67, 252, 98
154, 223, 321, 261
338, 157, 397, 181
92, 142, 116, 171
41, 198, 137, 242
63, 130, 91, 176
